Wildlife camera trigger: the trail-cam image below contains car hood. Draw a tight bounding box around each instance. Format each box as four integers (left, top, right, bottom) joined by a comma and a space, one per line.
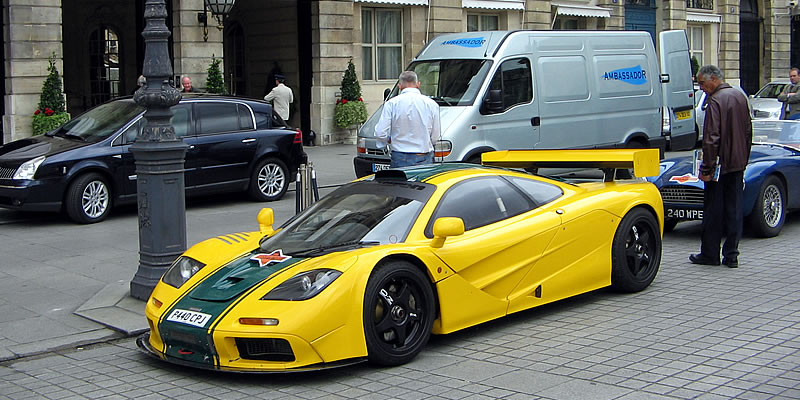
750, 97, 781, 111
0, 135, 85, 163
650, 144, 777, 188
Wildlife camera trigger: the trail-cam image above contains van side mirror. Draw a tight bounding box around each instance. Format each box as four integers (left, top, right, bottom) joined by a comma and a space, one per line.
430, 217, 465, 248
257, 208, 275, 235
483, 89, 503, 113
383, 88, 391, 102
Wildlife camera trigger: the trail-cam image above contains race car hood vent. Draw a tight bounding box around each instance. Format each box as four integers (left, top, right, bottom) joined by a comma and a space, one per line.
189, 252, 301, 302
374, 170, 407, 181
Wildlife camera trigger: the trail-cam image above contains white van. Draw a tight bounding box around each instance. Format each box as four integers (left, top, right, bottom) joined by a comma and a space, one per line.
354, 30, 696, 177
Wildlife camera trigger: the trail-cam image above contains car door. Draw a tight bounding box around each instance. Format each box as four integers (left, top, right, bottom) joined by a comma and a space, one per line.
477, 57, 539, 152
427, 176, 561, 319
109, 118, 142, 202
188, 101, 258, 191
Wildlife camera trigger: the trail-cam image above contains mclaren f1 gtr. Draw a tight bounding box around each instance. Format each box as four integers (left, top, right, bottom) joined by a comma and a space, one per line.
138, 149, 664, 372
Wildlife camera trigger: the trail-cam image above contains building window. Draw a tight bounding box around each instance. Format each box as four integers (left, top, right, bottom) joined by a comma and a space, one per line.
553, 18, 579, 30
88, 27, 120, 107
686, 0, 713, 10
467, 14, 499, 31
688, 25, 704, 67
362, 8, 403, 81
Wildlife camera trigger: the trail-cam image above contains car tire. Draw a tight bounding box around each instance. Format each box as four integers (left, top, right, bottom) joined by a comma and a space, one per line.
610, 208, 662, 292
746, 175, 785, 238
363, 260, 435, 366
65, 172, 112, 224
663, 219, 679, 233
248, 157, 289, 201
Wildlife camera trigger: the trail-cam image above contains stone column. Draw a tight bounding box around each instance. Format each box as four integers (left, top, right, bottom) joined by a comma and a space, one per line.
312, 0, 354, 145
659, 0, 687, 31
3, 0, 63, 143
428, 0, 461, 39
172, 0, 224, 91
596, 0, 624, 31
717, 0, 740, 85
766, 2, 791, 81
523, 0, 551, 30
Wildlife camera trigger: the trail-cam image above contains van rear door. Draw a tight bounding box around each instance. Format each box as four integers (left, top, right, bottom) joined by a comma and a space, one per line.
659, 30, 696, 150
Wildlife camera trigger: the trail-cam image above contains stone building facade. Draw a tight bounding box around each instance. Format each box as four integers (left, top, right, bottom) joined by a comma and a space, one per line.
2, 0, 797, 145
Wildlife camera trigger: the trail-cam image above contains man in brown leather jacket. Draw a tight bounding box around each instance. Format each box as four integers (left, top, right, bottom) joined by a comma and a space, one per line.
690, 65, 752, 268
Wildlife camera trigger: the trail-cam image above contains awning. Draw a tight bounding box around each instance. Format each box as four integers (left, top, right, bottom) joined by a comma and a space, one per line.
355, 0, 428, 5
552, 2, 611, 18
686, 12, 721, 24
462, 0, 525, 10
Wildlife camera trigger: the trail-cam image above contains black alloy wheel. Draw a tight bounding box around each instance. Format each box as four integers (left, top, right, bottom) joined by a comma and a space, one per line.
363, 260, 435, 366
611, 208, 662, 292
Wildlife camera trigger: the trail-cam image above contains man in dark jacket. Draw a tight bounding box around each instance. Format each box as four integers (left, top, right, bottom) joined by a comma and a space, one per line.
690, 65, 752, 268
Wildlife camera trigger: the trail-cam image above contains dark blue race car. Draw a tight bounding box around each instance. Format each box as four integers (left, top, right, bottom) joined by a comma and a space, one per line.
649, 120, 800, 237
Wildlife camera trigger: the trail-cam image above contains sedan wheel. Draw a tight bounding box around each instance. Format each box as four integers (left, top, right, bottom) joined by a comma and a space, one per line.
611, 208, 661, 292
363, 261, 435, 366
249, 157, 289, 201
65, 173, 111, 224
747, 175, 785, 238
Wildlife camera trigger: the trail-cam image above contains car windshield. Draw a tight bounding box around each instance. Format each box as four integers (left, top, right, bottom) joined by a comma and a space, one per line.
50, 100, 144, 142
753, 83, 787, 99
752, 120, 800, 150
386, 59, 492, 106
260, 180, 436, 256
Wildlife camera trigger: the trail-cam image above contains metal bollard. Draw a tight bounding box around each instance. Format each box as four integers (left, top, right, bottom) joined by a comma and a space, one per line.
295, 163, 319, 214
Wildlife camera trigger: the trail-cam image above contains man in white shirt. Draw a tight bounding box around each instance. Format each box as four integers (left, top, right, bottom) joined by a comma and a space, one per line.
264, 74, 294, 121
375, 71, 441, 168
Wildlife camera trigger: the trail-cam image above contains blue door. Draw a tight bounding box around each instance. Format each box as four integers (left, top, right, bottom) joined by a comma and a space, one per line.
625, 0, 656, 44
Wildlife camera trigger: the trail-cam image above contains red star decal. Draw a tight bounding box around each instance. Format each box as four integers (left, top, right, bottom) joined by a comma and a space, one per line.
250, 250, 291, 267
669, 173, 700, 184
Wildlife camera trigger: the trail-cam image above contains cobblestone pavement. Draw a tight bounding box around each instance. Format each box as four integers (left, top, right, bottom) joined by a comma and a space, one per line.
1, 215, 799, 400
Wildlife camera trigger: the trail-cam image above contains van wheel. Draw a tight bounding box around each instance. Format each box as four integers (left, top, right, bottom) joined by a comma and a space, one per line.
65, 173, 112, 224
466, 155, 481, 165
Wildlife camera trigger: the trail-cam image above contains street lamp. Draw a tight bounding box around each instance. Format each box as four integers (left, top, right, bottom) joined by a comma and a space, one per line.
198, 0, 236, 42
129, 0, 187, 300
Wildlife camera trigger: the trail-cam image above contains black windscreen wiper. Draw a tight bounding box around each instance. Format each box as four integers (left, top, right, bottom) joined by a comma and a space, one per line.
54, 131, 86, 141
430, 96, 454, 106
291, 240, 380, 257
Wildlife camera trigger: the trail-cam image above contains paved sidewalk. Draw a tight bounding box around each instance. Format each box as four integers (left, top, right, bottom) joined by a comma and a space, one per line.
0, 144, 358, 361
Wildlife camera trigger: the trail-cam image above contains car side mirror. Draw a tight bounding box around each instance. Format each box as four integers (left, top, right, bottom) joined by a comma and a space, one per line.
430, 217, 465, 248
383, 88, 391, 102
257, 208, 275, 235
483, 89, 503, 113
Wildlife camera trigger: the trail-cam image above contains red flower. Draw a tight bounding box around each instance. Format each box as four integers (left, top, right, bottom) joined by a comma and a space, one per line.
336, 99, 340, 104
45, 108, 54, 116
34, 109, 41, 115
342, 99, 348, 104
359, 97, 363, 102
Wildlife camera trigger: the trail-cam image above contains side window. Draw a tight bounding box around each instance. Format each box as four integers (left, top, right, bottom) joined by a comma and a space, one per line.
254, 111, 271, 130
485, 58, 533, 113
196, 102, 239, 135
237, 104, 255, 130
117, 119, 142, 145
170, 104, 192, 138
426, 177, 533, 237
507, 177, 563, 207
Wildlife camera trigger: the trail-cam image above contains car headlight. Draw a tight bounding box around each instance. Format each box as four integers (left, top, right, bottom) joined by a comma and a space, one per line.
13, 156, 46, 180
162, 256, 206, 288
262, 269, 342, 301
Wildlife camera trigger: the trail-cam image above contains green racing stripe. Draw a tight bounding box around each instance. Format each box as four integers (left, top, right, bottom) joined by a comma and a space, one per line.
157, 250, 305, 367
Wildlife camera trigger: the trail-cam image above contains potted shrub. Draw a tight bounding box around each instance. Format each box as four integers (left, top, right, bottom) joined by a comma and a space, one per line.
32, 54, 70, 135
334, 59, 368, 129
206, 55, 227, 94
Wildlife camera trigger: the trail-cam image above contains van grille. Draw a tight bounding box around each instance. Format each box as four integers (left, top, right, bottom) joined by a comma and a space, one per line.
660, 185, 704, 205
0, 166, 15, 179
366, 147, 388, 156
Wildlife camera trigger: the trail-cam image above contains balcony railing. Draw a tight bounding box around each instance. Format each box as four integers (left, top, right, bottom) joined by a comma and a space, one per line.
687, 0, 713, 10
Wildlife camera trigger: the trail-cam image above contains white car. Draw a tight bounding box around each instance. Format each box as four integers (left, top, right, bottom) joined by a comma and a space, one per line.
749, 80, 789, 120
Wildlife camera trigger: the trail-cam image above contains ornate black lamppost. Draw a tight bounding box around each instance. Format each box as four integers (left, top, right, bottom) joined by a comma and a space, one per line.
129, 0, 187, 300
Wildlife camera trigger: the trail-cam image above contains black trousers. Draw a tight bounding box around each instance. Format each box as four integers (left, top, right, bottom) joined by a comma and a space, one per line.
701, 170, 744, 262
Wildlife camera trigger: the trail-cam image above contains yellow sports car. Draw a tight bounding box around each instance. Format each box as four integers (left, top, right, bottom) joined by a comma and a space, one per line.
137, 149, 664, 372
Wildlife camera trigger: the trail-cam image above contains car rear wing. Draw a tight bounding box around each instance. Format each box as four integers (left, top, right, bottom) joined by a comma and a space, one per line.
481, 149, 660, 182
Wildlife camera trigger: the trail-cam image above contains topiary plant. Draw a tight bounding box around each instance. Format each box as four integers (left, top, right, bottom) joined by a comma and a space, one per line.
32, 53, 70, 135
334, 59, 368, 128
206, 55, 227, 94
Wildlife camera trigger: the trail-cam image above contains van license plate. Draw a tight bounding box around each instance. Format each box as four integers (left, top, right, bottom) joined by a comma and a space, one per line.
665, 207, 703, 220
675, 110, 692, 120
373, 164, 390, 172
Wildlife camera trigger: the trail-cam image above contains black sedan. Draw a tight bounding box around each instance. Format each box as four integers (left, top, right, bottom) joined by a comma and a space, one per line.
0, 95, 306, 223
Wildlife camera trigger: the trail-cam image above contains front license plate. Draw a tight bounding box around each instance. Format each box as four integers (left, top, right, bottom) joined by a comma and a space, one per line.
676, 110, 692, 120
166, 309, 212, 328
373, 163, 390, 172
666, 208, 703, 220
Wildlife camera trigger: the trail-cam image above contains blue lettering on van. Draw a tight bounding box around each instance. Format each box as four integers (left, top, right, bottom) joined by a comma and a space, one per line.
602, 65, 648, 85
441, 37, 486, 48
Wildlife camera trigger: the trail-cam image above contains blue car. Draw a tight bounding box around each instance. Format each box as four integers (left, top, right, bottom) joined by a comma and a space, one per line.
650, 120, 800, 237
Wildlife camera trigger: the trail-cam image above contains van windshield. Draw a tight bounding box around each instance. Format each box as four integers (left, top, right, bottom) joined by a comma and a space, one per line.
389, 59, 492, 106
